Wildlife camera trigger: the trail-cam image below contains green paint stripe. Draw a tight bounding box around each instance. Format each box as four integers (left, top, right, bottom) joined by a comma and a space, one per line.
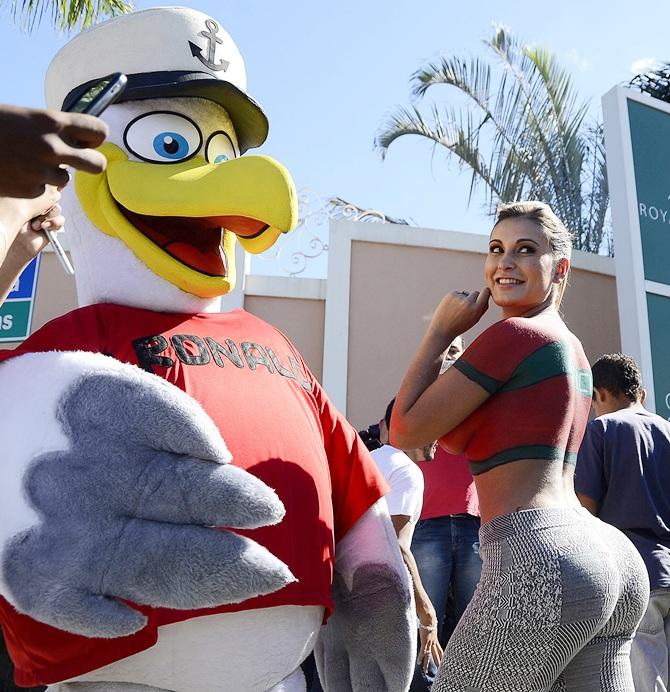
470, 445, 567, 475
452, 359, 501, 394
454, 342, 592, 399
499, 341, 567, 391
495, 341, 592, 397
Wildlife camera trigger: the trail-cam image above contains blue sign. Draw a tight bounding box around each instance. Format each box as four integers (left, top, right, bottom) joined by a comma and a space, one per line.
0, 255, 40, 342
8, 255, 39, 300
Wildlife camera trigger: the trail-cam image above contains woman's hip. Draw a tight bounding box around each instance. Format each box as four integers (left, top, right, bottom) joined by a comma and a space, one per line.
475, 506, 647, 627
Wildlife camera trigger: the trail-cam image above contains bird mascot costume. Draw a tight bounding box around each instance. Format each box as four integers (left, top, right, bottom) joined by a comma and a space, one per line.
0, 7, 415, 691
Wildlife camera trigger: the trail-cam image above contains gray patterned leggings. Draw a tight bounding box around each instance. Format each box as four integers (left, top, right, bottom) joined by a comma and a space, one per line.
432, 507, 649, 692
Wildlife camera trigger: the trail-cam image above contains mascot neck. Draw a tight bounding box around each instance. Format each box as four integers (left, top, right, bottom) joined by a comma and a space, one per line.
65, 188, 222, 314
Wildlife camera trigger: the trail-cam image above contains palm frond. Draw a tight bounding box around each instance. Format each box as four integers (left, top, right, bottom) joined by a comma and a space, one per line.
375, 104, 501, 202
327, 197, 412, 226
4, 0, 131, 32
486, 28, 576, 222
406, 50, 547, 201
581, 122, 610, 252
410, 54, 523, 160
525, 45, 590, 228
375, 105, 457, 159
411, 54, 492, 106
376, 25, 611, 254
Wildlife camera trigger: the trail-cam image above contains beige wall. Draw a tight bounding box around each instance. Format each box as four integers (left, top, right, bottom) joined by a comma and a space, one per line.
33, 253, 78, 332
345, 239, 620, 431
244, 295, 325, 382
346, 241, 499, 429
560, 267, 620, 364
1, 228, 621, 436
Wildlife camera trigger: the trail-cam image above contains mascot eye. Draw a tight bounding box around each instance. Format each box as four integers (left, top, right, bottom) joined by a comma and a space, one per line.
123, 112, 203, 163
206, 132, 237, 164
153, 132, 190, 159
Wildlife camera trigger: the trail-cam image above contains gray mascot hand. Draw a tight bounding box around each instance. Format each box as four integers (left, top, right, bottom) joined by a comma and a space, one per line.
0, 351, 293, 638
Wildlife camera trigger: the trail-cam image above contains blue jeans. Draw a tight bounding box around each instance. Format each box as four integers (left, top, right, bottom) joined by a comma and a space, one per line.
409, 514, 482, 691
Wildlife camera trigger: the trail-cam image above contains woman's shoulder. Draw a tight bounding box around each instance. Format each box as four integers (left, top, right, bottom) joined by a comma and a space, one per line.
461, 314, 577, 372
475, 314, 561, 345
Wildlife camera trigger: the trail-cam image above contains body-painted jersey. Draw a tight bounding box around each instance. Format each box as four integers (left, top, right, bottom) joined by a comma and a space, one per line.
441, 314, 592, 476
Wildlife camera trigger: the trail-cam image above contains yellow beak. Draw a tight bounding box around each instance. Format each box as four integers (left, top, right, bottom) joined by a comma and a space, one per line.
75, 143, 298, 298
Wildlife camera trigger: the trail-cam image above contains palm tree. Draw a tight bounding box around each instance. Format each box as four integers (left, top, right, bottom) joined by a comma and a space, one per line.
375, 26, 610, 255
4, 0, 131, 31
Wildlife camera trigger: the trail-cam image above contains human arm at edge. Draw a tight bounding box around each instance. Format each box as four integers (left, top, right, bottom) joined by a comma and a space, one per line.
0, 200, 64, 305
391, 514, 443, 671
390, 289, 492, 450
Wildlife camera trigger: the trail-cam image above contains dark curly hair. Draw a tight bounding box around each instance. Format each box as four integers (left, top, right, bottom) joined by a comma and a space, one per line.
591, 353, 643, 402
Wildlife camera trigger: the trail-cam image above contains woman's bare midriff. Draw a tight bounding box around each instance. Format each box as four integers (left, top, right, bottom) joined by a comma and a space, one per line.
474, 458, 582, 524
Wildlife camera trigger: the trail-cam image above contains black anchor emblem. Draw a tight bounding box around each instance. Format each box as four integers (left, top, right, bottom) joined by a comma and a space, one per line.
188, 19, 230, 72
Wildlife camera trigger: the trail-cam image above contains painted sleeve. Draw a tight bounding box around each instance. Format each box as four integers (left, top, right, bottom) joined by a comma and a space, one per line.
452, 317, 548, 393
311, 378, 390, 543
574, 418, 606, 503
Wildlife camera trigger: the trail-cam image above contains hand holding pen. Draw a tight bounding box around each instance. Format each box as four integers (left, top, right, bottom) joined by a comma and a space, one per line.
0, 186, 68, 305
30, 185, 74, 274
28, 199, 73, 274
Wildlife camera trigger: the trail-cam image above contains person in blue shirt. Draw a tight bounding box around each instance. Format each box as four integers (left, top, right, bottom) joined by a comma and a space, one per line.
576, 353, 670, 692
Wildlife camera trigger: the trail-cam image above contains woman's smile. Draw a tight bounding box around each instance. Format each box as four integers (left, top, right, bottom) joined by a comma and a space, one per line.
495, 276, 525, 287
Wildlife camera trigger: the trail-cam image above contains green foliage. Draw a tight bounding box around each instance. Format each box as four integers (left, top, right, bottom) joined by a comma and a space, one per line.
629, 63, 670, 103
376, 26, 611, 255
3, 0, 131, 32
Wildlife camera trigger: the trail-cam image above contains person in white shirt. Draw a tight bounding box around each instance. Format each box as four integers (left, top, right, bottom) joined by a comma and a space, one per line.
370, 399, 443, 676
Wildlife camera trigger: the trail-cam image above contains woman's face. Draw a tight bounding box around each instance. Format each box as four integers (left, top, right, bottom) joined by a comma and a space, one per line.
485, 216, 567, 318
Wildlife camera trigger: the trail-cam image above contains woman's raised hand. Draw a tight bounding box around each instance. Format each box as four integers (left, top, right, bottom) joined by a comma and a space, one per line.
428, 288, 491, 343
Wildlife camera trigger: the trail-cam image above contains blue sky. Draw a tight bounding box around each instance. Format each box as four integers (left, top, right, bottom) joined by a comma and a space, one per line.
0, 0, 668, 241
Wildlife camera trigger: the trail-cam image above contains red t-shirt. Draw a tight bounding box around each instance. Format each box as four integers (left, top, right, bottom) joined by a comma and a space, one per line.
416, 447, 479, 519
441, 315, 592, 476
0, 304, 388, 687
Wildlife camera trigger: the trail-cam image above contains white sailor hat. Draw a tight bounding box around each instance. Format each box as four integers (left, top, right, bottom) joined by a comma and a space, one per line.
45, 6, 267, 153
